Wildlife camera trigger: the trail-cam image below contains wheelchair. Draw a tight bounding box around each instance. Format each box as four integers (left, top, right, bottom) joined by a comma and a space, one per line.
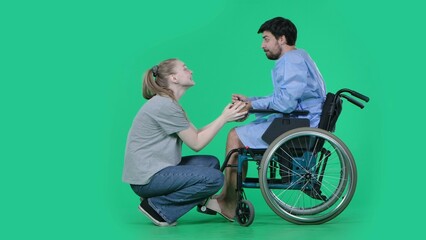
223, 88, 369, 226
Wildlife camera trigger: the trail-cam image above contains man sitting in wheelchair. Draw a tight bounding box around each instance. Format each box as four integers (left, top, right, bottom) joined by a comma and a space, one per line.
202, 17, 327, 221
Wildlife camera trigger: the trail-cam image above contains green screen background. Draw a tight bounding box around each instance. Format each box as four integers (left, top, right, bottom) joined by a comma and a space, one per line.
1, 0, 424, 239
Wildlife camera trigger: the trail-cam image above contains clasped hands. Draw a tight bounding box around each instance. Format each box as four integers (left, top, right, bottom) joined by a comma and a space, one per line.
221, 94, 251, 122
231, 94, 251, 122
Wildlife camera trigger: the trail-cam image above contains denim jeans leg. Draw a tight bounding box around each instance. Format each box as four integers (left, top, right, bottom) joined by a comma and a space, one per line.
179, 155, 221, 169
131, 155, 224, 223
178, 155, 222, 206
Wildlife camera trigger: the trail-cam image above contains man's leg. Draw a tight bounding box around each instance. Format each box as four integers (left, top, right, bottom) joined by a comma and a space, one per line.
215, 128, 245, 218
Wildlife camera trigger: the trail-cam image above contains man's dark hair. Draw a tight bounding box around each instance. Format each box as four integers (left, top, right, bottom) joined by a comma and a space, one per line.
257, 17, 297, 45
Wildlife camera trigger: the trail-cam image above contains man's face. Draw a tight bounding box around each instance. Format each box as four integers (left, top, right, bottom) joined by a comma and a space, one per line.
261, 31, 282, 60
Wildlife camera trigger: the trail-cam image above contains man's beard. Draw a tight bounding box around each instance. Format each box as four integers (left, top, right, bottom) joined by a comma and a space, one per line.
265, 50, 281, 60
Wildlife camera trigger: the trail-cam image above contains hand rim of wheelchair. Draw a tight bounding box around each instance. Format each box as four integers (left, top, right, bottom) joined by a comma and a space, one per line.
258, 127, 357, 225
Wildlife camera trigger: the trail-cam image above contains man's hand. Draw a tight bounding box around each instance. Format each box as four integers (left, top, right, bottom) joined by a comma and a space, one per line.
232, 94, 248, 103
235, 101, 251, 122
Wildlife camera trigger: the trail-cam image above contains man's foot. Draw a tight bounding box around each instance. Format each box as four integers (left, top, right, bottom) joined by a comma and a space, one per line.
138, 199, 177, 227
201, 198, 235, 222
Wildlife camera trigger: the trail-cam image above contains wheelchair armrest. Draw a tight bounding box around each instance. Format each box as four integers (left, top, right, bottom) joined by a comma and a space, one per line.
248, 108, 309, 116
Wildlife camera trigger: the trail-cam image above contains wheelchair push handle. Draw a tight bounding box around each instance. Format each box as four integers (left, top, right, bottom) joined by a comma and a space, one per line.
336, 88, 370, 109
338, 88, 370, 102
340, 94, 365, 109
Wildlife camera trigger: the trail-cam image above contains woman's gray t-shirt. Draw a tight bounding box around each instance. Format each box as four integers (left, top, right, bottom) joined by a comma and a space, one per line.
122, 95, 190, 185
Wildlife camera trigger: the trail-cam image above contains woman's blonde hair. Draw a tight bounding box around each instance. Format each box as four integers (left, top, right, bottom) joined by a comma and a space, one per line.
142, 58, 178, 100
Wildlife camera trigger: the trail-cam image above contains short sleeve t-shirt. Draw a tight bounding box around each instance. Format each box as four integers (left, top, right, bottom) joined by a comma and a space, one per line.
122, 95, 190, 185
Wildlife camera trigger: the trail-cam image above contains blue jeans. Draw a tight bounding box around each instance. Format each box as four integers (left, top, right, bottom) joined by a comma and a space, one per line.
130, 155, 224, 223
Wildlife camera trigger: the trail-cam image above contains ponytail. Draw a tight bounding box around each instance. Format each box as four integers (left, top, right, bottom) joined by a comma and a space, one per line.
142, 58, 177, 100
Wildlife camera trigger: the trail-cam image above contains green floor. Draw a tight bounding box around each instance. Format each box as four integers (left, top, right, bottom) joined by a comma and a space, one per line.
117, 197, 375, 240
106, 182, 416, 240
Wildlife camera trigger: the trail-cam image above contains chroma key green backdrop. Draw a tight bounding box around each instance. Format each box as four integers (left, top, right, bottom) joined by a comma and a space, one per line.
1, 0, 424, 239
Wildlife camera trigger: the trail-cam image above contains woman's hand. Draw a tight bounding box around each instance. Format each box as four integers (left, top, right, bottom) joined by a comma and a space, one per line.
178, 101, 249, 152
222, 101, 248, 122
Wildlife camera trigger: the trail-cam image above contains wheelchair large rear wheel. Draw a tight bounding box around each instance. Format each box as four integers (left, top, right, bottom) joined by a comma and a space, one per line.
259, 127, 357, 224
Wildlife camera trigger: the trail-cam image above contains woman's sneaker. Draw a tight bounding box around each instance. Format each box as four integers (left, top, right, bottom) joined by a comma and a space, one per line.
138, 199, 177, 227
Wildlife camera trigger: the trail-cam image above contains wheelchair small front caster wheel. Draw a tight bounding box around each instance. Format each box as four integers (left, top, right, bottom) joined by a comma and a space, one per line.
235, 200, 255, 226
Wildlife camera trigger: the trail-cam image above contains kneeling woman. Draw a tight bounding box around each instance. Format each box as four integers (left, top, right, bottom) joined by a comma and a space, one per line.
122, 58, 247, 226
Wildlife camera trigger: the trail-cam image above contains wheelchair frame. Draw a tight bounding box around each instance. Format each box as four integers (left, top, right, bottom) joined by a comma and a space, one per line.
223, 88, 369, 226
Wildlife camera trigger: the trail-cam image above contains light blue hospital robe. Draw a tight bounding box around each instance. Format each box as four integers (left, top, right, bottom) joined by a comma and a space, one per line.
236, 49, 326, 149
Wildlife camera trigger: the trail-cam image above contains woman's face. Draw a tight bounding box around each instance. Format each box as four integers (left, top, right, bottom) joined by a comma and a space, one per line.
173, 61, 194, 88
